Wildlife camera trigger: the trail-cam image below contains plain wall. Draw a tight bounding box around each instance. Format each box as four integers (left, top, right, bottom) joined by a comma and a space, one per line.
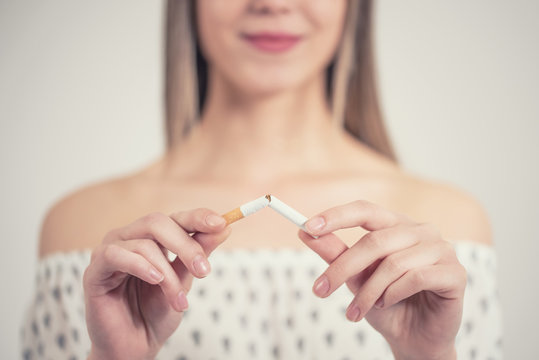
1, 0, 537, 358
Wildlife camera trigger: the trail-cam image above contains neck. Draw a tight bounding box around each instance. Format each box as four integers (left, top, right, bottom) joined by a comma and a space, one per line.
166, 72, 356, 186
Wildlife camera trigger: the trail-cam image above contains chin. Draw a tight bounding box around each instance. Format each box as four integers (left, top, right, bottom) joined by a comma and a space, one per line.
231, 66, 316, 97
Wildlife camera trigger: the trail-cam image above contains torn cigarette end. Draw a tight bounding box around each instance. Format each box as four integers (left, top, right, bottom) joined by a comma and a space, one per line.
222, 207, 244, 225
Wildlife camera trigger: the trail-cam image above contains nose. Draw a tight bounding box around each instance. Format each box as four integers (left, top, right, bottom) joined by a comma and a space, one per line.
248, 0, 291, 15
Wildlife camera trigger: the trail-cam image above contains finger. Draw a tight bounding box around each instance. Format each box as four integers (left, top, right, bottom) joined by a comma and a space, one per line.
304, 200, 411, 236
379, 263, 467, 310
344, 240, 445, 322
194, 226, 232, 255
114, 212, 212, 278
298, 230, 348, 264
169, 208, 227, 234
312, 224, 429, 298
122, 239, 192, 312
87, 243, 164, 287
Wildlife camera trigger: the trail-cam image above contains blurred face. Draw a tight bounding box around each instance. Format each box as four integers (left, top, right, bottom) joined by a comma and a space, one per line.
196, 0, 348, 96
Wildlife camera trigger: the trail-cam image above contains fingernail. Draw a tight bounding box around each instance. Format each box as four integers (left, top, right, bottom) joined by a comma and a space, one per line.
313, 275, 330, 297
375, 297, 384, 309
346, 303, 361, 322
176, 291, 189, 311
149, 267, 164, 283
306, 216, 325, 233
193, 255, 211, 277
206, 214, 226, 227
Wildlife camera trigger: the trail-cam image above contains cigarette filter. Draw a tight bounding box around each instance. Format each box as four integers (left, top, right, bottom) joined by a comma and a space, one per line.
222, 195, 270, 225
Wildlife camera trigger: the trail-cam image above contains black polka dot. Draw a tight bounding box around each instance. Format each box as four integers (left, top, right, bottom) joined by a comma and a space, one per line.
52, 287, 61, 301
464, 321, 474, 334
31, 321, 39, 336
286, 316, 294, 328
176, 356, 187, 360
69, 356, 77, 360
308, 268, 317, 278
470, 347, 477, 359
222, 337, 230, 352
248, 342, 256, 356
496, 337, 503, 348
45, 266, 51, 280
240, 267, 249, 279
72, 265, 80, 278
239, 314, 248, 328
57, 333, 66, 349
215, 268, 224, 277
467, 273, 474, 286
72, 328, 79, 342
249, 290, 258, 302
271, 291, 278, 305
22, 349, 31, 360
264, 267, 272, 279
43, 313, 51, 328
261, 319, 268, 333
211, 309, 220, 322
272, 345, 279, 358
480, 297, 489, 313
37, 343, 44, 356
197, 287, 206, 297
285, 267, 293, 278
297, 337, 304, 352
66, 284, 73, 296
310, 310, 318, 322
35, 292, 44, 304
326, 332, 334, 346
225, 291, 234, 302
293, 289, 302, 299
191, 330, 201, 346
356, 330, 365, 345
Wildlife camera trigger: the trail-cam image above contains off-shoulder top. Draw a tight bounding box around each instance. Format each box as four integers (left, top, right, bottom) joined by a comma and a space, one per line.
21, 242, 502, 359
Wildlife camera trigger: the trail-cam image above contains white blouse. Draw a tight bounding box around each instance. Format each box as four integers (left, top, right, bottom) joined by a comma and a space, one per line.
21, 242, 502, 359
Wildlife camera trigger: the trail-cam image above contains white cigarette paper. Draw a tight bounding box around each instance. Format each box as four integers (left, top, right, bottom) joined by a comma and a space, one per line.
240, 195, 270, 216
222, 195, 315, 236
267, 195, 309, 232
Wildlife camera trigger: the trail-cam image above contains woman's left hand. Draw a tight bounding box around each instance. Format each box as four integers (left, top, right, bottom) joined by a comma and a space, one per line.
299, 200, 466, 360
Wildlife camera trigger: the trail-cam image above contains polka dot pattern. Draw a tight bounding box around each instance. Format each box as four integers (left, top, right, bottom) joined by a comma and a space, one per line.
21, 243, 502, 359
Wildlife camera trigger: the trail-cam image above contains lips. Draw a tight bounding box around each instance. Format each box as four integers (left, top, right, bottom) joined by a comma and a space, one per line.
242, 32, 302, 53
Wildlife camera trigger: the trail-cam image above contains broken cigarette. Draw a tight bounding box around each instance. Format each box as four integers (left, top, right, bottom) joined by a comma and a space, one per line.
266, 195, 309, 232
222, 195, 270, 225
222, 194, 312, 234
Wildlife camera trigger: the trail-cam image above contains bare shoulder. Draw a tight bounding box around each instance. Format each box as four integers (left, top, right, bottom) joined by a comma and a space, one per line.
39, 175, 144, 258
390, 172, 492, 245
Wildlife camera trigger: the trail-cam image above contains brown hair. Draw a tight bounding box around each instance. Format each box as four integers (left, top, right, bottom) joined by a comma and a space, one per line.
164, 0, 396, 161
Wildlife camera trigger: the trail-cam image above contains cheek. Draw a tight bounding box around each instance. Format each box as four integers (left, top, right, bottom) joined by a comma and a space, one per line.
196, 1, 245, 66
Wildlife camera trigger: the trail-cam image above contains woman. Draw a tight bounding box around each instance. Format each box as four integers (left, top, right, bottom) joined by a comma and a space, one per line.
22, 0, 501, 359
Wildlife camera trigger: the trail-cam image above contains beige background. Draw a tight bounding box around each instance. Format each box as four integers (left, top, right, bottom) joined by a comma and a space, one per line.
1, 0, 538, 358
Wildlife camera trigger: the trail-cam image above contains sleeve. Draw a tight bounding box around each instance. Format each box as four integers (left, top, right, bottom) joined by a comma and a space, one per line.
454, 242, 503, 359
20, 251, 92, 360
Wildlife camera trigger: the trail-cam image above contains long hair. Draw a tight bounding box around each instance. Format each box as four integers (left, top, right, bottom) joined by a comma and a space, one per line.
164, 0, 396, 161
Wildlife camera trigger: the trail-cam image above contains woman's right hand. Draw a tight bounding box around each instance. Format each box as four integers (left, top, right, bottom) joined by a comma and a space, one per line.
83, 209, 230, 360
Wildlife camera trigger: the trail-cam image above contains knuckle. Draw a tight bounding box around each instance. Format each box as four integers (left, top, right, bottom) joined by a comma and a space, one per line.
410, 268, 426, 288
103, 228, 121, 243
439, 239, 455, 254
364, 232, 384, 252
102, 243, 121, 263
419, 223, 441, 239
142, 212, 168, 230
133, 239, 160, 257
383, 255, 406, 274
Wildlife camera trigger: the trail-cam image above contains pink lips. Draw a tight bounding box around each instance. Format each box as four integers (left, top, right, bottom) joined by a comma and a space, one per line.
243, 32, 302, 53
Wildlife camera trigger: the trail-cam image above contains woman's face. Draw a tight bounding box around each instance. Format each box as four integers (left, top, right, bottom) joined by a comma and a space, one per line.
196, 0, 348, 96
